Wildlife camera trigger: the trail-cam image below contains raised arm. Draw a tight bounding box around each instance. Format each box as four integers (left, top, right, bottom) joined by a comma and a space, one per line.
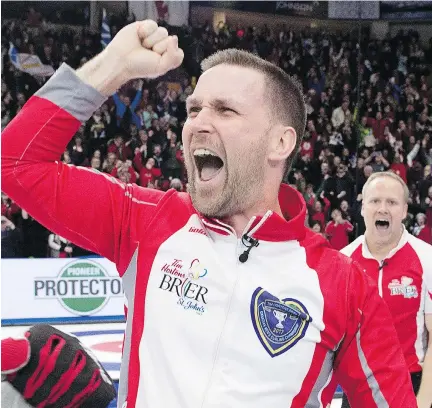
1, 62, 160, 267
1, 20, 183, 268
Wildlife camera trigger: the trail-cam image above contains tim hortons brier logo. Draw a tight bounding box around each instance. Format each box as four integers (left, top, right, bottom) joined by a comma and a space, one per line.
388, 276, 418, 298
158, 258, 209, 314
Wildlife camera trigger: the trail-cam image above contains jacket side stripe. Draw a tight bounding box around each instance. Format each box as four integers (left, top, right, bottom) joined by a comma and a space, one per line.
304, 350, 334, 407
356, 329, 389, 407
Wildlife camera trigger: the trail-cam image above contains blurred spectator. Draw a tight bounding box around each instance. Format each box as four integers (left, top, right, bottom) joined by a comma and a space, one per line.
111, 159, 138, 184
69, 136, 88, 166
390, 154, 408, 183
170, 178, 183, 192
311, 221, 326, 238
1, 216, 22, 258
107, 135, 133, 161
331, 100, 351, 129
164, 131, 183, 179
134, 157, 161, 188
334, 164, 354, 205
20, 210, 50, 258
1, 193, 20, 225
412, 213, 432, 243
113, 80, 143, 132
48, 234, 74, 258
325, 208, 354, 250
142, 104, 158, 130
307, 191, 331, 230
102, 152, 118, 173
85, 108, 110, 155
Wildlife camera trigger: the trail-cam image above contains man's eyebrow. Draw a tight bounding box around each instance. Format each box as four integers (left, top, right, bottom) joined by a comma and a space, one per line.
210, 98, 239, 109
185, 96, 240, 109
185, 96, 202, 107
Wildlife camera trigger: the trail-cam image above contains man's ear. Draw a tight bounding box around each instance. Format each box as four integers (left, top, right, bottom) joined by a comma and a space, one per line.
402, 203, 408, 220
268, 126, 297, 164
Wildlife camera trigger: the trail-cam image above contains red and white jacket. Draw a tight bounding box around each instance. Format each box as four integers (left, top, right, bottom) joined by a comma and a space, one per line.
1, 64, 418, 408
341, 229, 432, 373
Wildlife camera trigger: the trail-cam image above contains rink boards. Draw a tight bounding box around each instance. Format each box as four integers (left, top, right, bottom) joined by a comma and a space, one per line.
1, 323, 342, 408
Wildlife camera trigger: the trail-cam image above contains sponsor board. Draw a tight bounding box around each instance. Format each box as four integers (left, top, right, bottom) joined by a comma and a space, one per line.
2, 258, 125, 325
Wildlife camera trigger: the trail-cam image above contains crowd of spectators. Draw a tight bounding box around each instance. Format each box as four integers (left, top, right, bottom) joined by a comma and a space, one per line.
2, 7, 432, 258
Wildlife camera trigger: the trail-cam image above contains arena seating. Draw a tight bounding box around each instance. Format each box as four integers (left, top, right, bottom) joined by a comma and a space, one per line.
2, 9, 432, 258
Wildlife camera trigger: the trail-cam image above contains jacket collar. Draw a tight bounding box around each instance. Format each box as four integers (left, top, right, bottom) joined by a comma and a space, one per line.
200, 184, 307, 242
360, 225, 409, 260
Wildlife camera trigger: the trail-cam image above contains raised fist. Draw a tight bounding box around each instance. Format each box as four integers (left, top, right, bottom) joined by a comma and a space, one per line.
104, 20, 184, 83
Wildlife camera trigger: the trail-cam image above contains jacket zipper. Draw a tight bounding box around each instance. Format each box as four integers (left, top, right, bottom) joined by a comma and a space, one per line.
199, 234, 242, 408
378, 260, 385, 297
199, 212, 272, 407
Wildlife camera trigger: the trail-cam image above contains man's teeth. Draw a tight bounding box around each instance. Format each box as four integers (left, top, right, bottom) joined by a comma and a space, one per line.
193, 148, 218, 158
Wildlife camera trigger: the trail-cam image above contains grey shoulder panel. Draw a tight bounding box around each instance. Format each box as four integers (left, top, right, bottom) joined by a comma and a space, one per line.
35, 63, 107, 122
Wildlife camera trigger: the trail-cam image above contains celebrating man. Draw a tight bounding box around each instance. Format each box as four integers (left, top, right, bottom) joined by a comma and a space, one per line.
342, 171, 432, 408
2, 20, 417, 408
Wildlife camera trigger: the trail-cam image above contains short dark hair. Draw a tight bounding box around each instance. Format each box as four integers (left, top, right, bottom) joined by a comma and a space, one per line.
201, 49, 306, 178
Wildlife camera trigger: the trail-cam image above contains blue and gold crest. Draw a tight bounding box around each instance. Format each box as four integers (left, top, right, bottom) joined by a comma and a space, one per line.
250, 287, 312, 357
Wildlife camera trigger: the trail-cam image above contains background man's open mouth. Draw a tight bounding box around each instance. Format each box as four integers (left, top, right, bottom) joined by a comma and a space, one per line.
375, 220, 390, 230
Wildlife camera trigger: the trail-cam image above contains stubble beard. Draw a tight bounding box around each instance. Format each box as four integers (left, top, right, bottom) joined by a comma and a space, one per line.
185, 154, 265, 219
186, 164, 232, 218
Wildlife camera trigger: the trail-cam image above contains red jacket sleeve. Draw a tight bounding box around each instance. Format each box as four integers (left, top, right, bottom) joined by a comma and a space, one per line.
1, 64, 164, 273
128, 167, 137, 184
344, 220, 354, 232
333, 261, 417, 407
418, 226, 432, 244
111, 167, 119, 178
324, 221, 334, 236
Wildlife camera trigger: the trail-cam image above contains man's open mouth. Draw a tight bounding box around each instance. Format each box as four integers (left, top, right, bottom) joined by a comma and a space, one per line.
193, 149, 224, 181
375, 219, 390, 230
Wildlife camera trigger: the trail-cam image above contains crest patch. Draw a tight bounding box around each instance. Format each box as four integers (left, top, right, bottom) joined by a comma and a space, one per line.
250, 287, 312, 357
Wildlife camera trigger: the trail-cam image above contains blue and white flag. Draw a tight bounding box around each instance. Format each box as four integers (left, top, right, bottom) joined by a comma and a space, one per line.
101, 8, 111, 48
8, 43, 54, 77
